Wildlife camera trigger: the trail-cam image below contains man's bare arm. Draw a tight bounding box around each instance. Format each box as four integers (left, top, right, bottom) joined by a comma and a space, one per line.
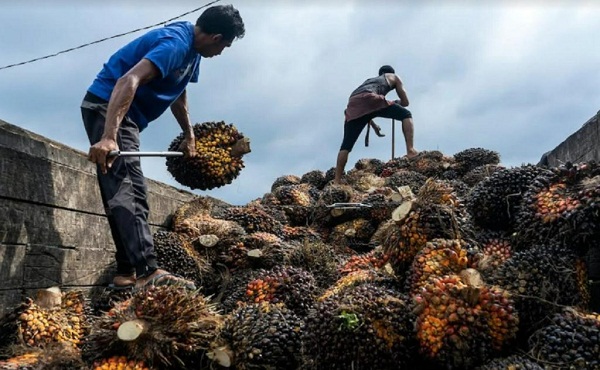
170, 90, 197, 158
391, 74, 410, 107
88, 59, 159, 173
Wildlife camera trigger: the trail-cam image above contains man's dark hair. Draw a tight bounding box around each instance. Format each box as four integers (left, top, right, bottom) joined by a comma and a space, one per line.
378, 65, 395, 75
196, 4, 245, 41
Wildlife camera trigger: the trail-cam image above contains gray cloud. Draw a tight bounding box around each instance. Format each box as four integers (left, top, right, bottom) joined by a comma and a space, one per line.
1, 1, 599, 205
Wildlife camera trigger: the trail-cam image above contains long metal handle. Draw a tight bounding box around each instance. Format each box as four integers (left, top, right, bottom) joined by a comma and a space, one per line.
108, 150, 184, 158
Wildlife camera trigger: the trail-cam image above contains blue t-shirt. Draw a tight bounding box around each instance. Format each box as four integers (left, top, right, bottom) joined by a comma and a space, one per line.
88, 21, 201, 131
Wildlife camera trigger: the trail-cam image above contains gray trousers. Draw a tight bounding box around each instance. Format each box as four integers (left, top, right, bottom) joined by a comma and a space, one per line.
81, 97, 157, 278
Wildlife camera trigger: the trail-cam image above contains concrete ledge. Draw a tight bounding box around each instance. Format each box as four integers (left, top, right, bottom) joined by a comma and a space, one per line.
0, 119, 209, 315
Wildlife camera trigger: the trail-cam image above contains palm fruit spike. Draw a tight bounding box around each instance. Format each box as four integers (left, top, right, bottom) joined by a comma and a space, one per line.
475, 354, 543, 370
220, 205, 285, 236
406, 239, 471, 295
304, 283, 415, 370
92, 356, 151, 370
166, 121, 249, 190
281, 225, 322, 243
515, 162, 600, 251
453, 147, 500, 175
462, 164, 502, 187
413, 271, 519, 369
406, 150, 450, 177
467, 164, 553, 231
529, 308, 600, 369
300, 169, 327, 190
270, 174, 300, 192
153, 230, 208, 287
243, 266, 319, 316
86, 285, 222, 368
210, 302, 304, 370
488, 244, 589, 339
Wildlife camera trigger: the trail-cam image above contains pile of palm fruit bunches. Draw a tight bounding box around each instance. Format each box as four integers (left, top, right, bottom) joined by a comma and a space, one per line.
1, 148, 600, 370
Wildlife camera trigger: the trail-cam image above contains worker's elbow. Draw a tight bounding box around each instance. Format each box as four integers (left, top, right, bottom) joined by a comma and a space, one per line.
401, 100, 409, 107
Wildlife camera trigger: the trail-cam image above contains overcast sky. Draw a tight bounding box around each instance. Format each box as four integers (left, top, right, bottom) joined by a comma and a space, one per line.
1, 1, 599, 205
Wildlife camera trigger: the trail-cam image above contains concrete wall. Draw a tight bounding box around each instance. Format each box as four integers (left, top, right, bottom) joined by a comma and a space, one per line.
539, 110, 600, 166
0, 119, 198, 315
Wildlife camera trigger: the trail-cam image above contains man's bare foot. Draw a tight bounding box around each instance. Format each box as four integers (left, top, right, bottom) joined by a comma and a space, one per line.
406, 149, 419, 159
112, 274, 136, 287
135, 268, 196, 290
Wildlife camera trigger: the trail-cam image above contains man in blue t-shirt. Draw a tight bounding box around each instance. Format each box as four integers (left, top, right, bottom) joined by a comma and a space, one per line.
81, 5, 245, 290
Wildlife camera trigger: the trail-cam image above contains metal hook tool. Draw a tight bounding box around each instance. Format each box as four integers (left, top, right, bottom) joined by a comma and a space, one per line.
108, 150, 184, 158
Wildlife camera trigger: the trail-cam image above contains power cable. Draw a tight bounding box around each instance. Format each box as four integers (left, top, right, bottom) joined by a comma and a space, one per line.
0, 0, 221, 71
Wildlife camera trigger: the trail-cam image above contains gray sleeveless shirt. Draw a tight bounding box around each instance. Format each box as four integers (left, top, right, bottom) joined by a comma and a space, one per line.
350, 74, 393, 97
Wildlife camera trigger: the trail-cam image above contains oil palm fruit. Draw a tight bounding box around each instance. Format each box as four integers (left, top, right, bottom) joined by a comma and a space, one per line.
453, 148, 500, 176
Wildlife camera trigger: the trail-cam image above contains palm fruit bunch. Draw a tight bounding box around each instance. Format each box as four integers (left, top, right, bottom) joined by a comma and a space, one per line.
318, 269, 400, 302
406, 239, 471, 295
488, 244, 590, 337
354, 157, 385, 176
0, 343, 85, 370
475, 354, 543, 370
241, 232, 295, 269
171, 196, 213, 224
11, 298, 83, 349
406, 150, 451, 177
462, 164, 502, 187
384, 169, 427, 193
170, 202, 246, 255
528, 308, 600, 369
286, 241, 342, 288
384, 182, 471, 275
443, 179, 471, 202
211, 302, 304, 370
300, 169, 328, 190
345, 170, 385, 193
470, 231, 512, 276
355, 192, 396, 222
281, 225, 321, 242
317, 183, 353, 206
304, 283, 415, 370
312, 184, 355, 227
92, 356, 151, 370
60, 290, 90, 343
166, 121, 249, 190
379, 216, 425, 274
324, 166, 337, 183
453, 147, 500, 176
468, 164, 553, 231
338, 246, 389, 275
153, 230, 208, 288
272, 184, 315, 226
270, 174, 301, 192
220, 205, 284, 236
329, 218, 377, 251
86, 285, 222, 368
243, 266, 319, 316
219, 269, 261, 314
515, 162, 600, 251
413, 271, 519, 369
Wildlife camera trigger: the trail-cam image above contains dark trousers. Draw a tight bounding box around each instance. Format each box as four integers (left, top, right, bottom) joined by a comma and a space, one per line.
81, 106, 157, 278
340, 102, 412, 152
